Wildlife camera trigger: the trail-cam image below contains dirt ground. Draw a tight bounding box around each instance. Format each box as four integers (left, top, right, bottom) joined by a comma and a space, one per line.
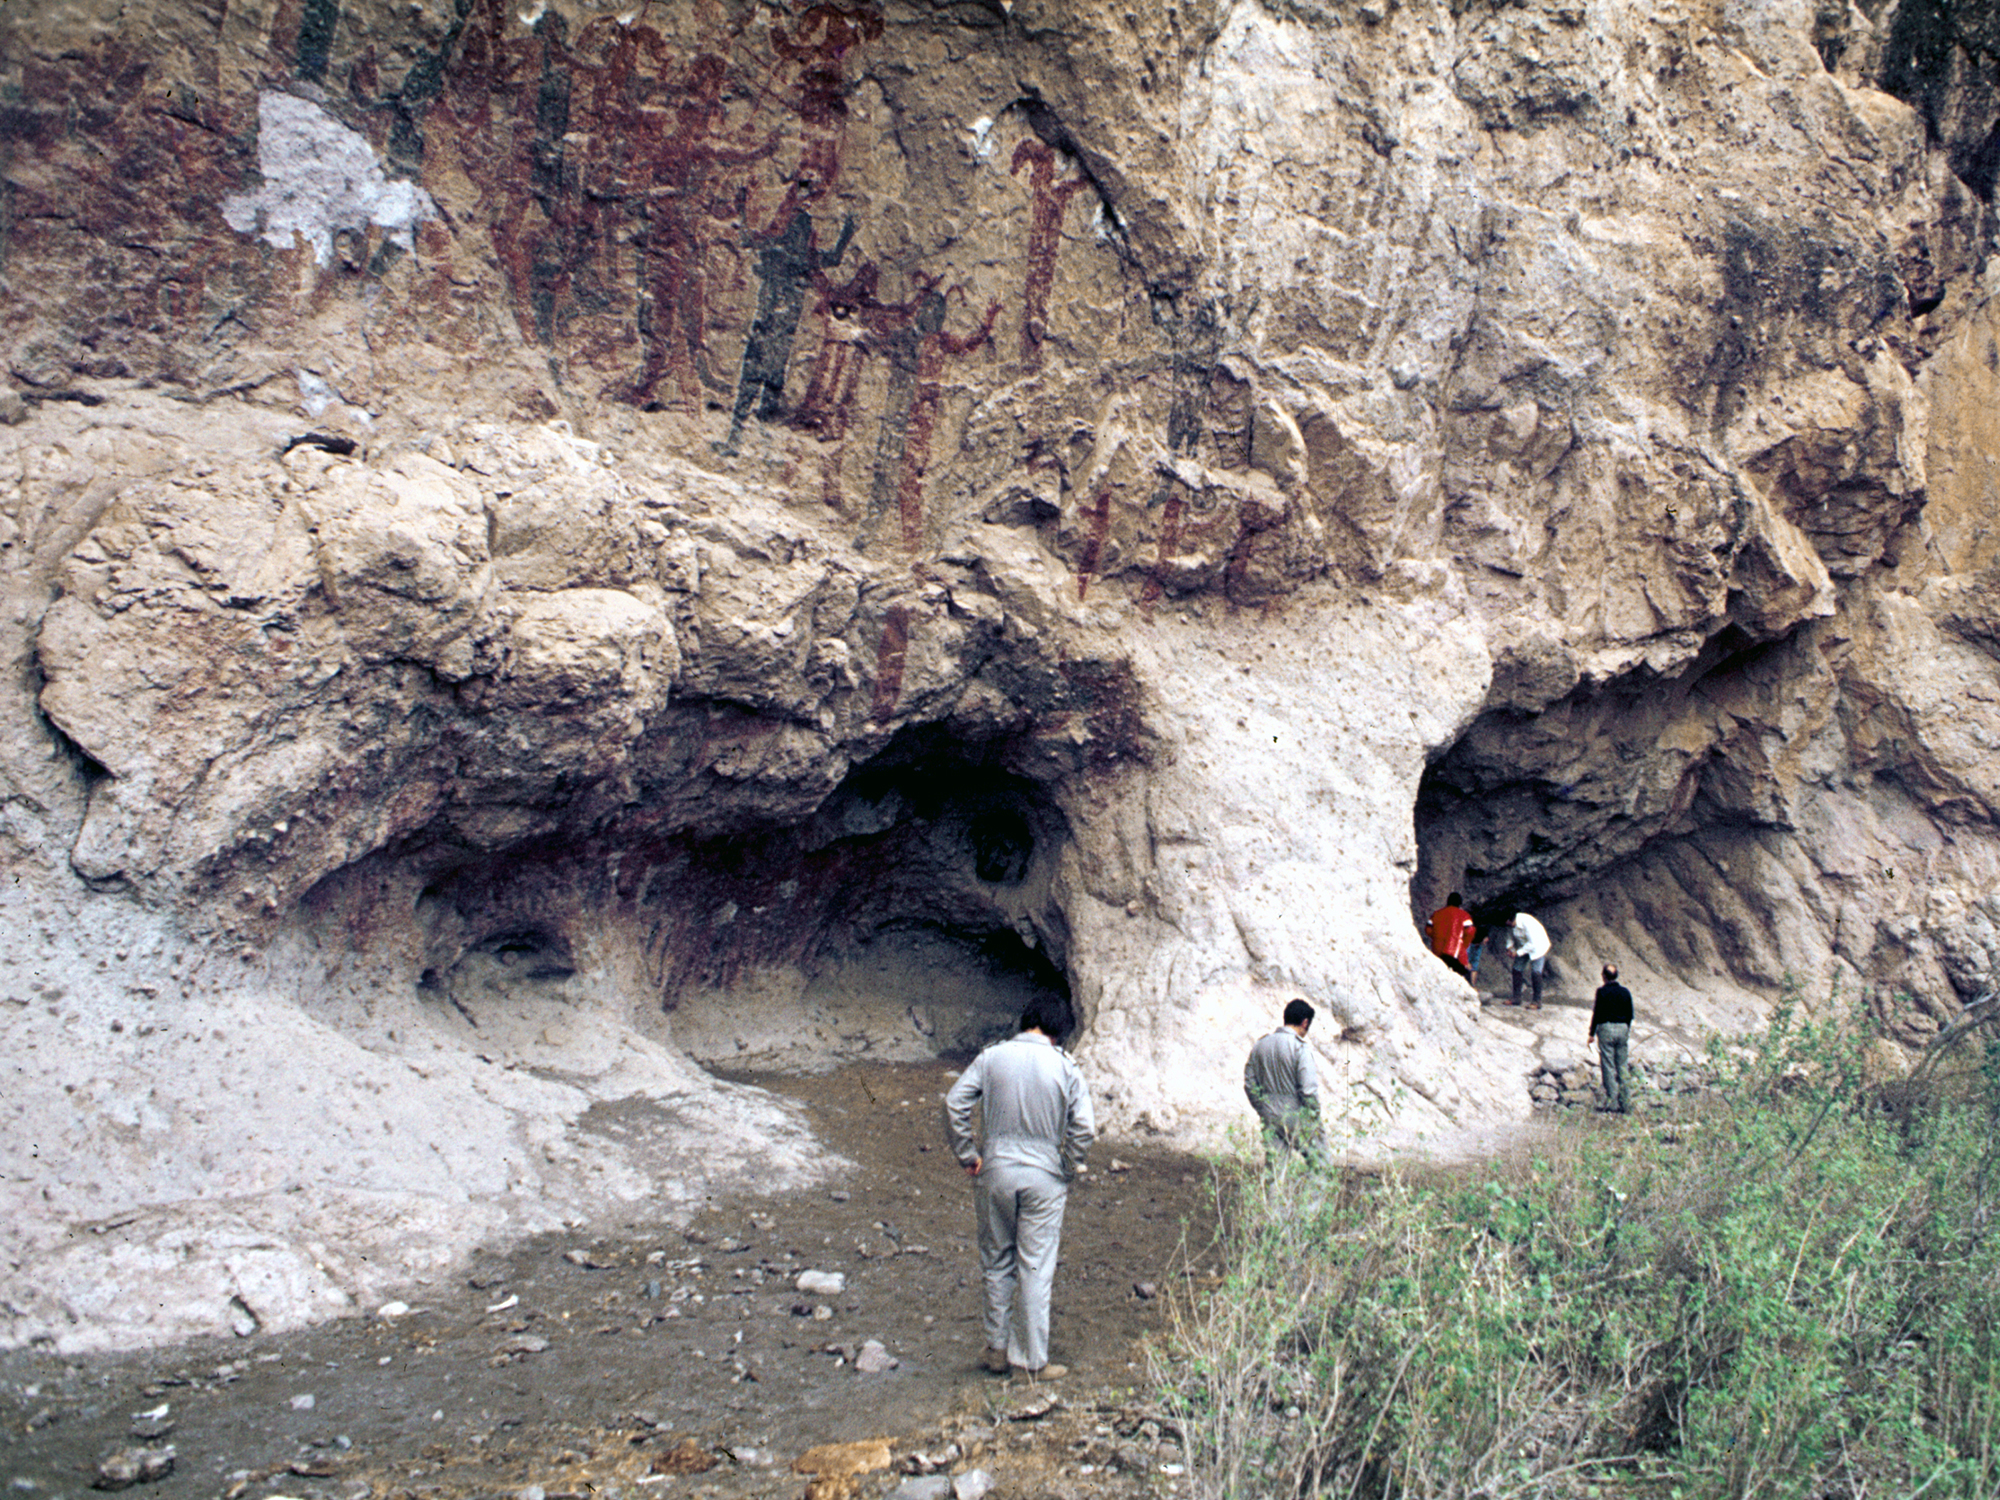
0, 1064, 1219, 1500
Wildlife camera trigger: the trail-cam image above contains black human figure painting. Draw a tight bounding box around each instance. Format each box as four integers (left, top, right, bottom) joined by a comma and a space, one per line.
718, 206, 856, 455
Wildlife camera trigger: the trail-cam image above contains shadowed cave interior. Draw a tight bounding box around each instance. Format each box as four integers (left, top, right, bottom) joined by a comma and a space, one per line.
411, 725, 1077, 1074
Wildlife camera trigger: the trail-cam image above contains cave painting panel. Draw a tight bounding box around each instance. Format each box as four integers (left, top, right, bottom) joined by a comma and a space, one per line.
301, 0, 889, 417
11, 0, 1147, 558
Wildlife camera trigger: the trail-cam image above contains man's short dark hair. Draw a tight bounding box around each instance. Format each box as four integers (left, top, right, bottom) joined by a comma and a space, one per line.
1021, 996, 1071, 1039
1603, 963, 1619, 981
1283, 998, 1315, 1028
1446, 890, 1462, 907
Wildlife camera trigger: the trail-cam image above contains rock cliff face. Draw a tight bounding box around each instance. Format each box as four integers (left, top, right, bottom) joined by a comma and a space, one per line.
1, 0, 1995, 1349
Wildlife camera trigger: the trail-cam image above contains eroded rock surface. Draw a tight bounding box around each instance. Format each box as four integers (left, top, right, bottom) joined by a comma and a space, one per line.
2, 0, 1997, 1348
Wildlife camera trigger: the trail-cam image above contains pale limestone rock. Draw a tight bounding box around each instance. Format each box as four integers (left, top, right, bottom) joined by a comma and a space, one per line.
297, 450, 491, 669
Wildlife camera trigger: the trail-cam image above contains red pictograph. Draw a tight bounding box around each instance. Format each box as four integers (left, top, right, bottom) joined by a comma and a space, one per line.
1077, 487, 1115, 600
1010, 140, 1091, 372
1141, 494, 1187, 604
867, 279, 1001, 553
870, 605, 912, 723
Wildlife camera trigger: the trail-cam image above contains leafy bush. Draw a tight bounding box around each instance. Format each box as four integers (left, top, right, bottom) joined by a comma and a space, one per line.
1156, 998, 2000, 1498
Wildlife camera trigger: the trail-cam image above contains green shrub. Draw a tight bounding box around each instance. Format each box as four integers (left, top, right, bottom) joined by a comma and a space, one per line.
1156, 997, 2000, 1499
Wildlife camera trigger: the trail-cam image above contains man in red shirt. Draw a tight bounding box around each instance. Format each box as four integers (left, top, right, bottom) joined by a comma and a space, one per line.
1428, 892, 1476, 979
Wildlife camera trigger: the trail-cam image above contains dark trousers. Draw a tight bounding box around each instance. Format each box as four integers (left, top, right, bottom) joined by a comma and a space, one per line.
1511, 955, 1544, 1005
1596, 1022, 1630, 1112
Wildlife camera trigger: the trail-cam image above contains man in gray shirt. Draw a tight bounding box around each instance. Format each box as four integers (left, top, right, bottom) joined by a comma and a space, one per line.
944, 997, 1096, 1380
1244, 998, 1322, 1162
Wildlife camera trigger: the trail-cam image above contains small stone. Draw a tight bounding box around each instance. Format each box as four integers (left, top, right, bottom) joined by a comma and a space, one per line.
1133, 1281, 1158, 1300
898, 1443, 960, 1476
651, 1438, 717, 1475
830, 1190, 851, 1203
127, 1417, 174, 1442
376, 1300, 410, 1318
855, 1339, 899, 1373
1109, 1158, 1132, 1173
289, 1394, 316, 1411
812, 1304, 834, 1321
728, 1447, 773, 1467
518, 1487, 545, 1500
93, 1447, 175, 1490
792, 1439, 892, 1478
1531, 1083, 1559, 1102
796, 1270, 846, 1295
891, 1479, 953, 1500
0, 389, 27, 425
1009, 1392, 1059, 1421
952, 1469, 994, 1500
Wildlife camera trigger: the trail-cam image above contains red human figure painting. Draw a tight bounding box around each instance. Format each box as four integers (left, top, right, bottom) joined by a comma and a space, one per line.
711, 4, 881, 450
870, 605, 911, 723
867, 280, 1001, 554
792, 264, 882, 444
1077, 487, 1115, 600
609, 47, 780, 411
790, 262, 935, 507
1011, 140, 1090, 372
768, 4, 882, 202
1141, 494, 1187, 603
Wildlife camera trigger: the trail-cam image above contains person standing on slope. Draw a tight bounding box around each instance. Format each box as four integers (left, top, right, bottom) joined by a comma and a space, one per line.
944, 997, 1096, 1381
1507, 910, 1551, 1009
1589, 963, 1635, 1113
1427, 891, 1477, 979
1244, 998, 1323, 1163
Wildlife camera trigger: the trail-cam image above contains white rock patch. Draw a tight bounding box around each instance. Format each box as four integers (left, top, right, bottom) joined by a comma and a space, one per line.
222, 92, 435, 265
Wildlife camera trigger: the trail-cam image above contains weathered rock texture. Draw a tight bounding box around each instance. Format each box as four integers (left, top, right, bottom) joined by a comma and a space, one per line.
1, 0, 1996, 1348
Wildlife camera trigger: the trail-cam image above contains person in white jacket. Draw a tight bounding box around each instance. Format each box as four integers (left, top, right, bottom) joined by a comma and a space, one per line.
1507, 911, 1551, 1009
944, 998, 1096, 1381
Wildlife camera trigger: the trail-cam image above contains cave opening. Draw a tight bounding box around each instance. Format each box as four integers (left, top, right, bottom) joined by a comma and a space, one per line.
408, 723, 1075, 1075
666, 725, 1076, 1072
1413, 748, 1549, 949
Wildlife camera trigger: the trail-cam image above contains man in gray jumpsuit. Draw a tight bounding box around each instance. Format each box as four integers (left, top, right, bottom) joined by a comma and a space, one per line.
944, 998, 1096, 1380
1244, 998, 1322, 1162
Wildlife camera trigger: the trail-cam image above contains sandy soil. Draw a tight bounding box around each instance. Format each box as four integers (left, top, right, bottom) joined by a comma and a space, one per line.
0, 1063, 1218, 1500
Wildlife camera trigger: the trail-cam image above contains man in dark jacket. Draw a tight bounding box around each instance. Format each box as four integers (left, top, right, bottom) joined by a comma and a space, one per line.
1588, 965, 1635, 1114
